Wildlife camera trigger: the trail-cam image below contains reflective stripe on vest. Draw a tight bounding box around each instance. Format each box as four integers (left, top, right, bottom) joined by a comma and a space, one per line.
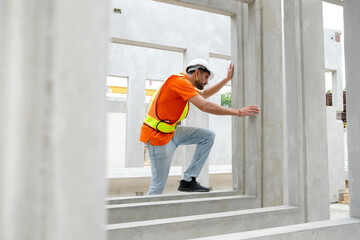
143, 73, 189, 134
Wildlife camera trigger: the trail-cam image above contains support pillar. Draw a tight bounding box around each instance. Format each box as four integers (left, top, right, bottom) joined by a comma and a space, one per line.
344, 0, 360, 218
125, 74, 146, 167
51, 0, 109, 236
244, 1, 262, 199
1, 0, 54, 238
283, 0, 304, 210
184, 49, 211, 187
259, 0, 284, 207
0, 0, 6, 237
0, 0, 109, 239
231, 3, 245, 192
300, 0, 330, 222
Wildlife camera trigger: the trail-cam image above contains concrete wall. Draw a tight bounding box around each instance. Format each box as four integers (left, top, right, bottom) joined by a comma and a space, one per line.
299, 0, 330, 221
344, 0, 360, 219
259, 0, 284, 207
2, 1, 360, 240
324, 28, 345, 203
0, 0, 109, 239
107, 0, 233, 175
326, 107, 345, 202
324, 28, 343, 111
107, 1, 331, 215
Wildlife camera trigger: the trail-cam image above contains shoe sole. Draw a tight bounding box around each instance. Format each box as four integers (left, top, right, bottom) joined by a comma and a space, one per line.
177, 187, 210, 192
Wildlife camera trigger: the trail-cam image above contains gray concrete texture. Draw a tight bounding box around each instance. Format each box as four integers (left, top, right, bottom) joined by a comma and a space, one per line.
190, 218, 360, 240
0, 0, 109, 239
1, 0, 360, 240
344, 0, 360, 219
107, 0, 233, 171
324, 28, 346, 203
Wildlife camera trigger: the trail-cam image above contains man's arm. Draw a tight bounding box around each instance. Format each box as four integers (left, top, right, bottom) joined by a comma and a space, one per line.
188, 95, 260, 117
199, 63, 234, 99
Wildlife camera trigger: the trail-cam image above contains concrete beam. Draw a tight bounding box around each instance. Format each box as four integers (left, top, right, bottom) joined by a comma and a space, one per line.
107, 206, 302, 240
344, 0, 360, 218
153, 0, 240, 16
191, 218, 360, 240
107, 190, 241, 204
111, 37, 186, 53
323, 0, 343, 7
236, 0, 255, 3
108, 195, 259, 224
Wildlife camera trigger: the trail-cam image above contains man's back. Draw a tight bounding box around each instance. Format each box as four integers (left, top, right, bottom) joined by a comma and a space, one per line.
139, 73, 198, 146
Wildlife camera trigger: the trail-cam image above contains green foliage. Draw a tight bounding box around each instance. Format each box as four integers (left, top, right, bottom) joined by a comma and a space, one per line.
221, 91, 232, 108
326, 89, 332, 94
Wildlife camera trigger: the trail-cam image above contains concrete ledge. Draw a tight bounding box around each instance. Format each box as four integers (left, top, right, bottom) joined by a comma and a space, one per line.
108, 195, 259, 224
107, 206, 302, 240
107, 167, 233, 197
107, 167, 180, 179
190, 218, 360, 240
107, 189, 241, 204
107, 165, 232, 179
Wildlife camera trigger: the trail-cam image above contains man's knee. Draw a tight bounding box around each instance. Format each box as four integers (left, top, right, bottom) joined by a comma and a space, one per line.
206, 129, 216, 142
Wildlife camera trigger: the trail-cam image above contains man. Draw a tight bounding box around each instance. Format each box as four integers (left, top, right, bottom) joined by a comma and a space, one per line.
140, 59, 260, 195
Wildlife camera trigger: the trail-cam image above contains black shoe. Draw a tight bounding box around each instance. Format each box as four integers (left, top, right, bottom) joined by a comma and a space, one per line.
178, 177, 210, 192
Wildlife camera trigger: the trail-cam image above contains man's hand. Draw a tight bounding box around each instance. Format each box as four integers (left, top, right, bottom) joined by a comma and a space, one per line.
200, 63, 234, 99
238, 105, 260, 117
225, 63, 235, 81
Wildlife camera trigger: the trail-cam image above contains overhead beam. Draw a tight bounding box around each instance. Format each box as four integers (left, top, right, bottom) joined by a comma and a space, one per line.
111, 37, 185, 53
323, 0, 343, 7
235, 0, 256, 3
153, 0, 241, 16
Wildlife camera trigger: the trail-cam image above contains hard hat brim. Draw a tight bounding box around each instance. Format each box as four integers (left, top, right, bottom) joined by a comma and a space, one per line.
186, 64, 215, 81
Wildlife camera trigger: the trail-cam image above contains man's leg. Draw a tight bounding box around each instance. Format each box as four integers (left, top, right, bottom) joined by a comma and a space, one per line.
172, 126, 215, 188
146, 140, 177, 195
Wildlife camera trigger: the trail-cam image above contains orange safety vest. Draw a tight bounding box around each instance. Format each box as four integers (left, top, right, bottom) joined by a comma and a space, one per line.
143, 74, 189, 134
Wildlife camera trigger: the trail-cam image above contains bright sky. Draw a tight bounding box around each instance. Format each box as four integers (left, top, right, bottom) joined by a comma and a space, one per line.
323, 2, 344, 32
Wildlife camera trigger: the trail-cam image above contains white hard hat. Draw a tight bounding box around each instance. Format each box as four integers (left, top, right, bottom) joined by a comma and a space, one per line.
186, 58, 215, 81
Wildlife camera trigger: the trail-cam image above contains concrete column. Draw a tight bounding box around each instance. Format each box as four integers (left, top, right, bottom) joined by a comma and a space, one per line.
344, 0, 360, 218
1, 0, 53, 239
184, 49, 210, 186
323, 29, 345, 203
331, 71, 343, 111
125, 74, 146, 167
245, 2, 262, 199
283, 0, 304, 210
300, 0, 330, 222
0, 0, 6, 237
259, 0, 284, 207
323, 28, 343, 113
50, 0, 109, 237
326, 106, 345, 202
1, 0, 109, 240
231, 3, 245, 192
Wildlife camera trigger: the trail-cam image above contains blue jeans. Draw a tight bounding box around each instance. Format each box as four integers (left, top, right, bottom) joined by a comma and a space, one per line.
146, 126, 215, 195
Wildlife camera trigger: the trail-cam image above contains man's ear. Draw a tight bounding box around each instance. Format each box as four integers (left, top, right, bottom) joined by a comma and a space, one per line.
194, 69, 200, 78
